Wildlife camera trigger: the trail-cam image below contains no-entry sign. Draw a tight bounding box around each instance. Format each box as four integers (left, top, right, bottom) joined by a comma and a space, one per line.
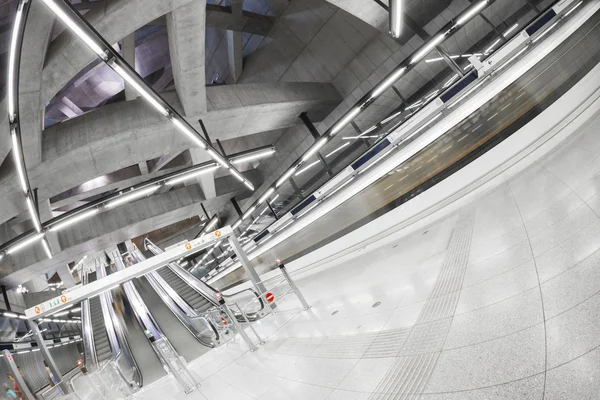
265, 292, 275, 302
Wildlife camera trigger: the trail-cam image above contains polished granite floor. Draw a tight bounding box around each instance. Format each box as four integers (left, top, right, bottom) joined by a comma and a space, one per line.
134, 110, 600, 399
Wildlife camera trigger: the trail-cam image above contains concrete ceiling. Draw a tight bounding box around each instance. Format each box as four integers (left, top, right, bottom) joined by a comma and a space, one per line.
0, 0, 544, 286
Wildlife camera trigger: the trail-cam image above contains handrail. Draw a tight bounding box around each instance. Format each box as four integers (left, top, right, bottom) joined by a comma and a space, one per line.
129, 247, 219, 347
144, 238, 265, 320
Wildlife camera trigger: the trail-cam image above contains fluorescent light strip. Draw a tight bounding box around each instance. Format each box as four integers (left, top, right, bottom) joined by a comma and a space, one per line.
564, 1, 582, 17
231, 149, 275, 164
276, 167, 297, 187
424, 90, 439, 101
41, 0, 106, 57
243, 206, 256, 220
11, 131, 27, 193
207, 149, 231, 170
7, 3, 24, 120
381, 110, 403, 125
406, 101, 423, 109
112, 64, 167, 115
372, 67, 406, 98
325, 142, 350, 158
532, 21, 558, 43
26, 195, 42, 233
503, 23, 519, 37
389, 0, 402, 38
269, 194, 280, 204
171, 118, 206, 149
50, 209, 99, 232
443, 74, 459, 88
260, 206, 269, 215
243, 180, 254, 190
166, 165, 219, 185
330, 107, 361, 135
456, 1, 488, 26
302, 137, 327, 162
206, 217, 218, 231
233, 220, 242, 229
105, 185, 159, 209
485, 38, 501, 54
295, 160, 320, 176
42, 238, 53, 259
342, 135, 380, 140
411, 34, 445, 64
425, 57, 444, 63
6, 233, 44, 255
4, 312, 18, 318
259, 188, 275, 203
231, 169, 245, 182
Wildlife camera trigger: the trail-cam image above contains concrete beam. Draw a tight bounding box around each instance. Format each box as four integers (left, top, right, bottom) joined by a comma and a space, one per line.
19, 1, 54, 168
167, 1, 208, 116
189, 149, 217, 199
206, 5, 275, 35
264, 0, 289, 16
0, 174, 258, 286
42, 0, 196, 104
0, 83, 341, 227
326, 0, 389, 32
227, 0, 244, 83
122, 33, 137, 101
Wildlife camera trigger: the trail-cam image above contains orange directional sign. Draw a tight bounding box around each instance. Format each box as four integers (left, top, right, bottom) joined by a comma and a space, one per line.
215, 230, 221, 237
60, 295, 68, 304
185, 242, 192, 250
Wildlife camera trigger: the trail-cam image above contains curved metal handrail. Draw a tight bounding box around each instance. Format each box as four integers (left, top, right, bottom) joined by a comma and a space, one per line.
144, 238, 265, 321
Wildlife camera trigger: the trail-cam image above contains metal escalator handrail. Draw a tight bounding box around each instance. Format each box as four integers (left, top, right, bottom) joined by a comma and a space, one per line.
96, 259, 143, 388
144, 238, 265, 320
129, 248, 218, 348
80, 268, 98, 372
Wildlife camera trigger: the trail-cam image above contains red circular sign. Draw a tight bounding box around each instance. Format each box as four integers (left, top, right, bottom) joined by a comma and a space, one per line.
265, 292, 275, 303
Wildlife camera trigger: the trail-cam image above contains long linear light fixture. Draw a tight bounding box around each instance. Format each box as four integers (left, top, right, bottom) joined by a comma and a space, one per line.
0, 145, 275, 256
389, 0, 402, 39
223, 0, 495, 236
39, 0, 252, 190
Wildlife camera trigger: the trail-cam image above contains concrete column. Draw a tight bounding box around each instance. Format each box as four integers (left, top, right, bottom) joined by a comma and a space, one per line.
227, 235, 266, 295
167, 1, 208, 115
28, 321, 71, 394
56, 265, 77, 289
122, 33, 137, 101
39, 199, 62, 255
227, 0, 244, 83
189, 148, 217, 199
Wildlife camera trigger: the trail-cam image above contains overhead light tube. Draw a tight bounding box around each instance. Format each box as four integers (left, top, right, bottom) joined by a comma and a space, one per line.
11, 130, 27, 193
372, 67, 406, 98
111, 63, 168, 116
206, 216, 218, 231
243, 180, 254, 190
503, 23, 519, 37
171, 118, 207, 149
243, 206, 257, 220
411, 34, 445, 64
455, 1, 488, 26
105, 185, 159, 209
330, 108, 361, 135
302, 137, 327, 162
325, 142, 350, 158
6, 233, 44, 255
41, 0, 106, 57
50, 209, 99, 232
7, 2, 24, 121
389, 0, 402, 38
259, 188, 275, 204
276, 167, 297, 187
42, 238, 53, 259
231, 148, 276, 164
165, 165, 219, 185
295, 160, 320, 176
26, 195, 42, 233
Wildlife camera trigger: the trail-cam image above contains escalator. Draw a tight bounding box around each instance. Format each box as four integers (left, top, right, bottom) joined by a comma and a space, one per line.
144, 238, 266, 322
88, 297, 112, 365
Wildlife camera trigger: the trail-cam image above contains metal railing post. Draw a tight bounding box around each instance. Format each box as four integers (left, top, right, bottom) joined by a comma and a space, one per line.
234, 302, 264, 345
276, 259, 310, 310
2, 350, 35, 400
219, 298, 258, 351
27, 321, 72, 394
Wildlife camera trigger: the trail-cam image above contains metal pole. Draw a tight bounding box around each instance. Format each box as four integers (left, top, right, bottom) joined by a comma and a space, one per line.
234, 302, 264, 344
1, 284, 10, 310
276, 260, 310, 310
2, 350, 34, 400
228, 235, 267, 295
219, 299, 257, 351
28, 321, 72, 394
